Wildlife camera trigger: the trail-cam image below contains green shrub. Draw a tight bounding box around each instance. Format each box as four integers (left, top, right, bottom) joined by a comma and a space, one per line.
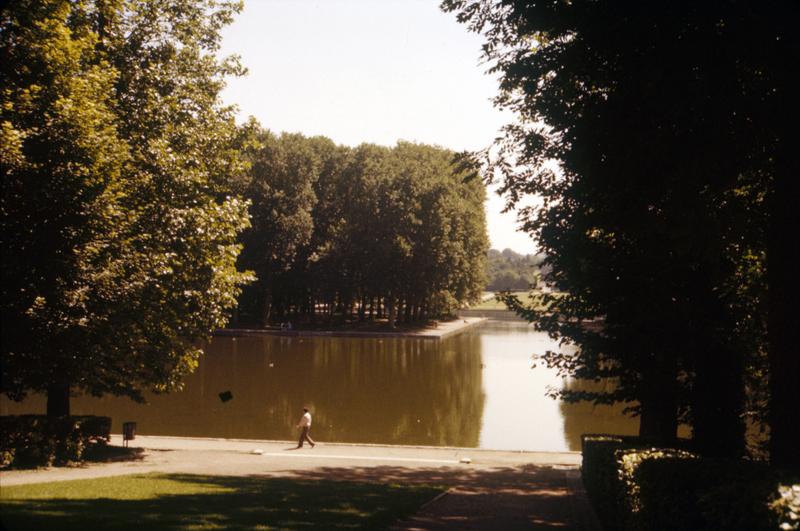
771, 484, 800, 531
581, 434, 694, 531
614, 446, 797, 531
581, 434, 630, 531
618, 449, 700, 531
694, 461, 784, 531
0, 415, 111, 468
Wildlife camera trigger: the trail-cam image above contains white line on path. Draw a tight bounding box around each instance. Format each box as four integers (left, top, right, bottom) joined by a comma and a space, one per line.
258, 452, 461, 465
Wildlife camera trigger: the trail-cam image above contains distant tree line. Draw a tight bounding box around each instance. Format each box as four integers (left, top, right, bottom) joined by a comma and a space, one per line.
232, 123, 489, 327
445, 0, 799, 469
485, 248, 545, 291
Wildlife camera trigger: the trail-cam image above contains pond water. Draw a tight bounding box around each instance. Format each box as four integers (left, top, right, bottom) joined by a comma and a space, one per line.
0, 321, 641, 451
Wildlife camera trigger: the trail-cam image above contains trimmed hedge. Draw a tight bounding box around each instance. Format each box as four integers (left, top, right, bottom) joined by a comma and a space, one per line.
581, 434, 799, 531
581, 434, 694, 531
772, 484, 800, 531
0, 415, 111, 468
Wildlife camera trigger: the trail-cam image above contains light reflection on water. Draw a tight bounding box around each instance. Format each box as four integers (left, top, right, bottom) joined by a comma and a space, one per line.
0, 321, 641, 451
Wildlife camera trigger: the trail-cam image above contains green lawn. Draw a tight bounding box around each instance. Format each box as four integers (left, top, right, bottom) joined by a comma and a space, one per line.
0, 473, 443, 530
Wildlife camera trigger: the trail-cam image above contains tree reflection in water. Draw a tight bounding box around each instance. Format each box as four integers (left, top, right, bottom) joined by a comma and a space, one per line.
1, 333, 485, 448
559, 378, 695, 451
5, 322, 699, 451
558, 378, 639, 451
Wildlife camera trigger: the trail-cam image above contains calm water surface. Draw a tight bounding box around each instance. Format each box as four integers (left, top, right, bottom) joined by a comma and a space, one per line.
1, 321, 639, 451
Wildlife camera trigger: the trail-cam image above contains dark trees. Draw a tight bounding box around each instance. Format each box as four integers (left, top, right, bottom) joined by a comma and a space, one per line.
234, 126, 489, 325
444, 0, 798, 464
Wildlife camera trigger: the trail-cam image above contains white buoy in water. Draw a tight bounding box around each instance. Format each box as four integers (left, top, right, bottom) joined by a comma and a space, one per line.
251, 449, 264, 455
459, 457, 472, 464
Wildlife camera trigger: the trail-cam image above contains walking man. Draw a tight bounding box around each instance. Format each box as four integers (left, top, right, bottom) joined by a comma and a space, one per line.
296, 407, 315, 448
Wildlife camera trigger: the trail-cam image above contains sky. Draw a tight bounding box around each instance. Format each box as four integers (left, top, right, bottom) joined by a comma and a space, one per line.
218, 0, 538, 254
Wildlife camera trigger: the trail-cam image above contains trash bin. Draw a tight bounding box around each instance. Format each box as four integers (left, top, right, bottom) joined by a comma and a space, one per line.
122, 421, 136, 447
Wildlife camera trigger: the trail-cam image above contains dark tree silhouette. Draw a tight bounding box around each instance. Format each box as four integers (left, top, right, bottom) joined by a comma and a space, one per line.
443, 0, 798, 465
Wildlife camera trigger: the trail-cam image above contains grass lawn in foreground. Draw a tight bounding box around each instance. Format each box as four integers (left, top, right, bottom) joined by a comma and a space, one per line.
0, 473, 444, 530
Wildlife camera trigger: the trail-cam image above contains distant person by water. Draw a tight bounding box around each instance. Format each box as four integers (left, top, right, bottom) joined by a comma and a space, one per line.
296, 407, 315, 448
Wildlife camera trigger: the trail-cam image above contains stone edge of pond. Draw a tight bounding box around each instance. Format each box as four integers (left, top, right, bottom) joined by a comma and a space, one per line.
214, 317, 488, 340
113, 434, 580, 455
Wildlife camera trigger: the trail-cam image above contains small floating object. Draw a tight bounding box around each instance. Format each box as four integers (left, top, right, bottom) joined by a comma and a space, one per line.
459, 457, 472, 464
251, 449, 264, 455
218, 390, 233, 402
268, 363, 274, 367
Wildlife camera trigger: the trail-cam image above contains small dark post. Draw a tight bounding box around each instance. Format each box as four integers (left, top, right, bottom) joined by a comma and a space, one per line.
122, 421, 136, 447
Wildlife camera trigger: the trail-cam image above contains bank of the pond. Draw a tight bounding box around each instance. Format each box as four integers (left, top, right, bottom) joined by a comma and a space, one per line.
215, 316, 487, 340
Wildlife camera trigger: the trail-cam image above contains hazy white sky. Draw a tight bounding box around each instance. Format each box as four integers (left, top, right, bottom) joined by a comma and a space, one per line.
219, 0, 538, 254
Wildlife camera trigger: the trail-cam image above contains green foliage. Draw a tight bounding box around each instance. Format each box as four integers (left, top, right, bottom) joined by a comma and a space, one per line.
442, 0, 791, 454
629, 455, 795, 531
485, 248, 544, 291
0, 415, 111, 468
581, 434, 799, 531
235, 126, 489, 325
772, 485, 800, 531
1, 0, 252, 412
618, 449, 700, 531
580, 434, 692, 530
580, 435, 633, 531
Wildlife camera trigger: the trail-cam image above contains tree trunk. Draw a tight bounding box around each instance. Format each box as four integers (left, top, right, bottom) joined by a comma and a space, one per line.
47, 383, 70, 417
387, 297, 396, 328
260, 287, 272, 327
767, 141, 800, 470
638, 354, 678, 444
691, 344, 745, 458
358, 294, 366, 321
639, 396, 677, 444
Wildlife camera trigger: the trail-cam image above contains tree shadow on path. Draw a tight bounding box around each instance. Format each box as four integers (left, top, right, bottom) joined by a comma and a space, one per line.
277, 464, 577, 530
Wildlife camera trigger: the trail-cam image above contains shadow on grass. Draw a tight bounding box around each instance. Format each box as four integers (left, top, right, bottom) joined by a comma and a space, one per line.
0, 473, 443, 531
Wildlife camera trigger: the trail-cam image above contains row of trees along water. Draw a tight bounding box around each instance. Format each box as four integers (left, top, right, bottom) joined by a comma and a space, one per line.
231, 124, 488, 327
444, 1, 799, 469
0, 1, 487, 417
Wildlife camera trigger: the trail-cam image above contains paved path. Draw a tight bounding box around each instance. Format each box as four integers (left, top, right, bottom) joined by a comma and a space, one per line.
0, 435, 600, 530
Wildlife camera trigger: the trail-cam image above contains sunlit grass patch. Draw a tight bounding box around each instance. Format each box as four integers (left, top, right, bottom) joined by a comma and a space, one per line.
470, 291, 546, 310
0, 473, 444, 530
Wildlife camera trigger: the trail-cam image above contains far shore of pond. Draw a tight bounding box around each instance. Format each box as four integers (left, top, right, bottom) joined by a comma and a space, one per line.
215, 316, 489, 340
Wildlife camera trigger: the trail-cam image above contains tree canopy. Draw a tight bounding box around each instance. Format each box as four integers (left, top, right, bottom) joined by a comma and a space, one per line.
443, 0, 799, 466
235, 124, 489, 326
485, 248, 545, 291
1, 0, 252, 416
